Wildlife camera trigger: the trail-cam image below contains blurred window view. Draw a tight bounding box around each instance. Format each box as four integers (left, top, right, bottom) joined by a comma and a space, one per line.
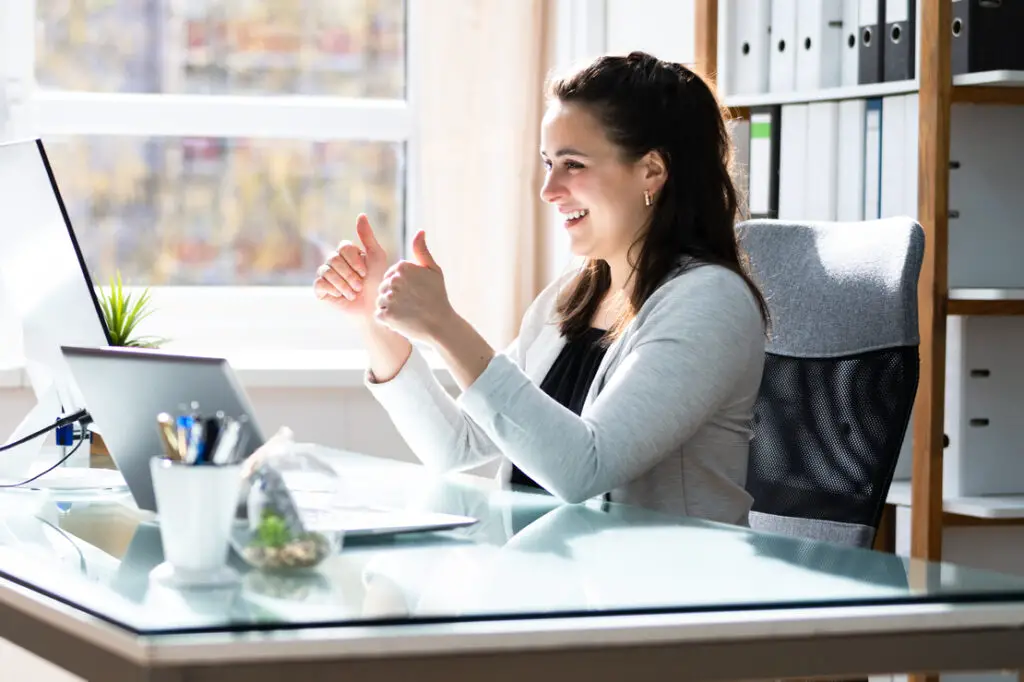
35, 0, 406, 286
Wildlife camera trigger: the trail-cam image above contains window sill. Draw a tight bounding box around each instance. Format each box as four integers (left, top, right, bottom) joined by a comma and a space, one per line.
224, 348, 457, 389
0, 349, 457, 391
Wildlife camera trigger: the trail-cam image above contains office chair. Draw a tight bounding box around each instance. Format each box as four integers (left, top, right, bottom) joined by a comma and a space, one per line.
736, 218, 924, 548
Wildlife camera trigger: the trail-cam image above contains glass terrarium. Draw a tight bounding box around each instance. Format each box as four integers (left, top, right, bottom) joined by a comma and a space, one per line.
233, 429, 343, 572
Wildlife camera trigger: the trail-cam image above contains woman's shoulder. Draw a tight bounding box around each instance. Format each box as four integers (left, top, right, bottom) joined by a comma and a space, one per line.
660, 259, 760, 304
639, 260, 765, 334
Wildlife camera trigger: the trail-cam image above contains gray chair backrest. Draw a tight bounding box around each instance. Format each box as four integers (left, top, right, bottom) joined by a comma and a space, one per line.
737, 218, 925, 548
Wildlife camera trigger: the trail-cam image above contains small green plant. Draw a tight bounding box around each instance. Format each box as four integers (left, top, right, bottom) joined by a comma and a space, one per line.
97, 270, 167, 348
256, 509, 291, 548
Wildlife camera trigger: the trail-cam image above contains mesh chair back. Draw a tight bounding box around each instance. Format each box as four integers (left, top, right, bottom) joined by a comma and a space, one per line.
737, 218, 924, 548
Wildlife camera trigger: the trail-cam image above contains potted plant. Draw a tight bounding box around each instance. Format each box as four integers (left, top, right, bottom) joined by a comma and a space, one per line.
97, 270, 167, 348
90, 271, 168, 466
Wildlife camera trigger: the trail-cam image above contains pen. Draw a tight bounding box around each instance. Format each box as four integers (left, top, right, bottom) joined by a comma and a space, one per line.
211, 418, 240, 465
156, 412, 180, 460
201, 415, 222, 463
187, 419, 204, 464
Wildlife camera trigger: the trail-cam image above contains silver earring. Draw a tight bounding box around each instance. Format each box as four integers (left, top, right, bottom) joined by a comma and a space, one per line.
644, 190, 652, 207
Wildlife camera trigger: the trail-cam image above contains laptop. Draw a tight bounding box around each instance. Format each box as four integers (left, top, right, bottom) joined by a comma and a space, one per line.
60, 345, 477, 537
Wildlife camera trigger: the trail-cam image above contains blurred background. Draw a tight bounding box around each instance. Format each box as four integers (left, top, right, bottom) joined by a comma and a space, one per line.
35, 0, 406, 286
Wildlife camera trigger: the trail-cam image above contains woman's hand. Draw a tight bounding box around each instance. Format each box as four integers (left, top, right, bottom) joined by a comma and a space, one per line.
374, 231, 456, 344
313, 214, 389, 327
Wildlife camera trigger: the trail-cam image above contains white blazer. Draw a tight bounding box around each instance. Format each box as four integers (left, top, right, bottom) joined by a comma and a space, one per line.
366, 261, 766, 526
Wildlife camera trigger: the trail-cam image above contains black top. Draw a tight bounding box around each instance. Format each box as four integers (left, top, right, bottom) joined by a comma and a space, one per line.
510, 327, 609, 491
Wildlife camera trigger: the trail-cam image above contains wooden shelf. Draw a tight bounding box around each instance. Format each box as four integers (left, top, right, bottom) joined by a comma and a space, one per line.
952, 70, 1024, 88
947, 289, 1024, 315
722, 80, 918, 108
722, 71, 1024, 109
888, 481, 1024, 520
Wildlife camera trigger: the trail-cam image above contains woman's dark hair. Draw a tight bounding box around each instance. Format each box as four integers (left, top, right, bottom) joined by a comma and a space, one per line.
548, 51, 769, 341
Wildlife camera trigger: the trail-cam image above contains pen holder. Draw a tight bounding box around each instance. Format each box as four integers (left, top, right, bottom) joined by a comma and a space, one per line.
149, 457, 243, 588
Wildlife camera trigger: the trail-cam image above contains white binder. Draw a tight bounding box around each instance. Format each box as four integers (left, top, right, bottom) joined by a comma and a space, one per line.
948, 103, 1024, 288
804, 101, 839, 220
944, 316, 1024, 496
879, 94, 906, 218
837, 99, 866, 221
728, 0, 772, 95
840, 0, 861, 85
795, 0, 844, 91
769, 0, 798, 92
903, 93, 919, 218
778, 103, 808, 219
863, 98, 883, 220
747, 109, 776, 217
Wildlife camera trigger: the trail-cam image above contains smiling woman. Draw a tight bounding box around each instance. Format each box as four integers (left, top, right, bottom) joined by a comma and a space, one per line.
316, 51, 771, 526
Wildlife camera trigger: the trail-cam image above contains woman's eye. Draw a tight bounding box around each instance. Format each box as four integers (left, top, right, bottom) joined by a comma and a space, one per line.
542, 158, 553, 170
566, 160, 584, 170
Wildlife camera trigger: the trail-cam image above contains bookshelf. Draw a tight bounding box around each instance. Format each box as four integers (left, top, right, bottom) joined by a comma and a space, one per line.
694, 0, 1024, 572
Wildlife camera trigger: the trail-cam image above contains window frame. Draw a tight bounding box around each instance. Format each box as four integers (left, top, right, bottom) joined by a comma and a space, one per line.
4, 0, 417, 353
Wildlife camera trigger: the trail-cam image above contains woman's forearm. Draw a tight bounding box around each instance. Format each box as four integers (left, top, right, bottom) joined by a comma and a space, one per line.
362, 321, 413, 383
431, 313, 496, 391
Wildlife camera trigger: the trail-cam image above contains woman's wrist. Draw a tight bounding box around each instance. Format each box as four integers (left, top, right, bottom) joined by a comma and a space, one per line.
426, 307, 465, 352
429, 311, 496, 391
361, 317, 413, 384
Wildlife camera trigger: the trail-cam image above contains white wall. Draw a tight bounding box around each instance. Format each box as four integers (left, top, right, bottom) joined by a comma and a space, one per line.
605, 0, 695, 64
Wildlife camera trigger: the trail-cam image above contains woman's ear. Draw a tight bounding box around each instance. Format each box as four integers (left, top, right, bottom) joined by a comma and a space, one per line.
639, 150, 668, 194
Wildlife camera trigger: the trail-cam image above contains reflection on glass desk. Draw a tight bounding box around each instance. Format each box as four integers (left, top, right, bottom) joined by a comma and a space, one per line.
1, 448, 1024, 637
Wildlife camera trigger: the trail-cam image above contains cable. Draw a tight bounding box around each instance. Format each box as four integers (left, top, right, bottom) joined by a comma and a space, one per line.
0, 409, 90, 454
33, 515, 87, 574
0, 437, 86, 489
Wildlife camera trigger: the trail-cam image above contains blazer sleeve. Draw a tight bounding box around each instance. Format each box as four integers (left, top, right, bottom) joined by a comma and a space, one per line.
364, 277, 564, 473
455, 267, 766, 503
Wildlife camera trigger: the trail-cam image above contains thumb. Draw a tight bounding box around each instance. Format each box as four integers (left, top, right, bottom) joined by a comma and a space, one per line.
412, 230, 441, 272
356, 213, 384, 256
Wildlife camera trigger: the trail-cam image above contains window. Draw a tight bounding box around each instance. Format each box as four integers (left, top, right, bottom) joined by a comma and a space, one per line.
3, 1, 413, 352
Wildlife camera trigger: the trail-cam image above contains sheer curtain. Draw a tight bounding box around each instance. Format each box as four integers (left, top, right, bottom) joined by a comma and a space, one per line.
410, 0, 554, 350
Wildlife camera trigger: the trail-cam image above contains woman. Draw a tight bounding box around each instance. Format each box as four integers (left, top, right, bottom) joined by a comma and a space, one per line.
313, 51, 768, 526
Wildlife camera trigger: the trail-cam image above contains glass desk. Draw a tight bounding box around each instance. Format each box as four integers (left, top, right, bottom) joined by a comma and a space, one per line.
1, 448, 1024, 682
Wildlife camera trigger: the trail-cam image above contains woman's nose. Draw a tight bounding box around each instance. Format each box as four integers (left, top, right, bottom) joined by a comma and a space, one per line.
540, 173, 565, 204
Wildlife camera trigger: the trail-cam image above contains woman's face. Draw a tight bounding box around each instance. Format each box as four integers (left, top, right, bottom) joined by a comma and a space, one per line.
539, 101, 657, 263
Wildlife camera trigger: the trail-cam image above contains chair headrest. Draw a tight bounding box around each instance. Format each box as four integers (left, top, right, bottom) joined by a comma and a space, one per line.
737, 218, 925, 357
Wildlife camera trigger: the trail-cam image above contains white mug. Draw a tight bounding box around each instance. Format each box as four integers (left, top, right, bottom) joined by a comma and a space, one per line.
149, 457, 243, 587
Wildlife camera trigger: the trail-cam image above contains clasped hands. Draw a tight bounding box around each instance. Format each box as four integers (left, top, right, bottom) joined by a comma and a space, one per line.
313, 214, 456, 344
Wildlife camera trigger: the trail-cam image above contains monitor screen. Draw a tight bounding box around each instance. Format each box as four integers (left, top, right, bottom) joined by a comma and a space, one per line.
0, 138, 112, 414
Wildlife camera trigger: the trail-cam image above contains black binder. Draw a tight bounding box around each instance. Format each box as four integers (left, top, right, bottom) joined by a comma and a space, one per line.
951, 0, 1024, 75
858, 0, 885, 84
884, 0, 916, 81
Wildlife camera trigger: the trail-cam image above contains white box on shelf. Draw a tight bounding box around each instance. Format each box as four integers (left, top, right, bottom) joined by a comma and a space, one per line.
943, 316, 1024, 497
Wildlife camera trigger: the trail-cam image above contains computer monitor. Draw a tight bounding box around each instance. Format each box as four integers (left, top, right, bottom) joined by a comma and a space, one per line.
0, 138, 113, 477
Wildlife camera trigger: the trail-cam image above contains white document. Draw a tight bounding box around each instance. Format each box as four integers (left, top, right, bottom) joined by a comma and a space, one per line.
886, 0, 910, 24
